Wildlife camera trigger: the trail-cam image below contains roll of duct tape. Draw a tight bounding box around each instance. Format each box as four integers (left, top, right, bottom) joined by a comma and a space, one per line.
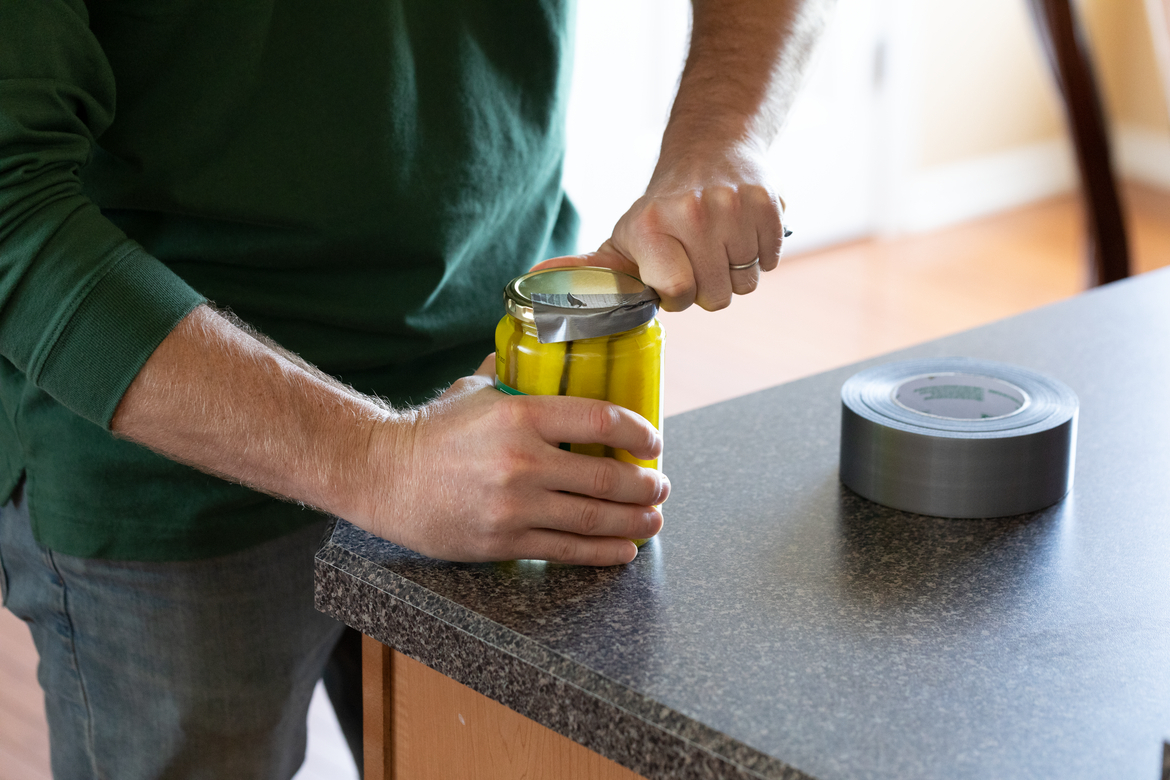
839, 357, 1078, 518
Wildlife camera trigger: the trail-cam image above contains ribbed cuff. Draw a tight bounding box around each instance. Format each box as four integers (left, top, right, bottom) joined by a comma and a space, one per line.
37, 246, 206, 428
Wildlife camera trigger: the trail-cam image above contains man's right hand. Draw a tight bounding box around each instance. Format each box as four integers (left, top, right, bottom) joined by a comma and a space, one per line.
357, 356, 668, 566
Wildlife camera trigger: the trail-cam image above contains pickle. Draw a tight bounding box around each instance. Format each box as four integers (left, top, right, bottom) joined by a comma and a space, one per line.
605, 321, 663, 470
514, 330, 565, 396
605, 322, 663, 549
605, 323, 663, 548
563, 336, 610, 458
494, 315, 520, 389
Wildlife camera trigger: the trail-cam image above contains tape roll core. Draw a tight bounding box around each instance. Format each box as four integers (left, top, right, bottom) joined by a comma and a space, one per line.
891, 372, 1030, 421
839, 358, 1078, 518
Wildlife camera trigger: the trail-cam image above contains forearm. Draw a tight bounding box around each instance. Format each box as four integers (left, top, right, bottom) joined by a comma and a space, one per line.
109, 304, 665, 566
662, 0, 833, 157
537, 2, 831, 309
110, 305, 397, 520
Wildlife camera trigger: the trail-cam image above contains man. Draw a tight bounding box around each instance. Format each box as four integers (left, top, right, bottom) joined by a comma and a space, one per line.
0, 0, 831, 777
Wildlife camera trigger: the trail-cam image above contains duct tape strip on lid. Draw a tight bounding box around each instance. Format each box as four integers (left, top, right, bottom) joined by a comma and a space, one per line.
838, 357, 1079, 518
504, 266, 660, 344
531, 289, 659, 343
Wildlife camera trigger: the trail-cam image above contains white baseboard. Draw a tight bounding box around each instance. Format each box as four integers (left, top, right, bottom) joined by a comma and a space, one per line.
1114, 124, 1170, 190
894, 138, 1077, 235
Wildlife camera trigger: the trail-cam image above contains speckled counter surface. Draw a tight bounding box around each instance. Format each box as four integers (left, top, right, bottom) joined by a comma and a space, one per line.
316, 269, 1170, 780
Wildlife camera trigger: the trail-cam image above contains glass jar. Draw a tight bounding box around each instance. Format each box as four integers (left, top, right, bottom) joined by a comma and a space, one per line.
494, 267, 665, 473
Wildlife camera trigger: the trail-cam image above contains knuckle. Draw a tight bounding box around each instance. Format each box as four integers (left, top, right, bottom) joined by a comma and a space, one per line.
638, 469, 661, 504
493, 447, 532, 489
484, 537, 511, 560
590, 461, 617, 498
656, 270, 694, 301
679, 191, 706, 225
737, 274, 760, 294
762, 231, 782, 259
700, 292, 732, 312
744, 185, 782, 228
481, 495, 515, 530
496, 396, 531, 428
589, 402, 621, 440
711, 185, 741, 213
577, 500, 603, 536
551, 538, 576, 563
747, 183, 777, 208
482, 529, 515, 561
449, 376, 475, 393
764, 193, 783, 222
636, 201, 669, 234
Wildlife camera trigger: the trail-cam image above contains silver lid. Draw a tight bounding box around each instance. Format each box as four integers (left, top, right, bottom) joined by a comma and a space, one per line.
504, 267, 660, 344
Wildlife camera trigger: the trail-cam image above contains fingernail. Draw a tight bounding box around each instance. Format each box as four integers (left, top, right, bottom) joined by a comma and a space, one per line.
656, 474, 671, 504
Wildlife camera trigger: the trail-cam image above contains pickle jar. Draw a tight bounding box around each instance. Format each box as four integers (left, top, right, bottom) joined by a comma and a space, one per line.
494, 267, 665, 473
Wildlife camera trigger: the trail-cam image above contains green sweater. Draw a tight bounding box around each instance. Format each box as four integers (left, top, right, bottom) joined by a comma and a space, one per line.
0, 0, 577, 560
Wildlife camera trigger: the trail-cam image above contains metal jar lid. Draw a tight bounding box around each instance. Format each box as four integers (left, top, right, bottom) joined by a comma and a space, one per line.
504, 267, 660, 344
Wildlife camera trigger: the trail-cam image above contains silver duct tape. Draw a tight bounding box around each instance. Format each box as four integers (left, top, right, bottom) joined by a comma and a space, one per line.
531, 289, 660, 343
839, 357, 1078, 518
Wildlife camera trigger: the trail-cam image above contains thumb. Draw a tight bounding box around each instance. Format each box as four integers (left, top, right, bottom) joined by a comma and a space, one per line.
529, 242, 641, 278
475, 353, 495, 378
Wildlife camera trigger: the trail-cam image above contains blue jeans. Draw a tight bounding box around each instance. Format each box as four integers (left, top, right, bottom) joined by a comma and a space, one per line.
0, 483, 362, 780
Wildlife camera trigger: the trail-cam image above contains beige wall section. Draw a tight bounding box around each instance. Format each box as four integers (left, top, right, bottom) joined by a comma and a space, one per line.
1082, 0, 1170, 133
905, 0, 1170, 171
911, 0, 1065, 169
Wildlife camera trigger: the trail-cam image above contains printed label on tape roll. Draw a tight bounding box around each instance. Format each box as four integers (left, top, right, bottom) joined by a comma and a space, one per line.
892, 372, 1030, 420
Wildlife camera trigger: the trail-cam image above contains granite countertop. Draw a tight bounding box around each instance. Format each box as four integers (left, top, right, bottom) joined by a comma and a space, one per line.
316, 269, 1170, 780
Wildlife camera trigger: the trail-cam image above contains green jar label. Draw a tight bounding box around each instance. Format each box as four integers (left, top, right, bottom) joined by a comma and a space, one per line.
495, 379, 525, 396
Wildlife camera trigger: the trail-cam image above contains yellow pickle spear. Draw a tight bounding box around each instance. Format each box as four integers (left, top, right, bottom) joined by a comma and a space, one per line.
514, 330, 565, 396
494, 315, 520, 389
563, 335, 610, 458
604, 320, 663, 470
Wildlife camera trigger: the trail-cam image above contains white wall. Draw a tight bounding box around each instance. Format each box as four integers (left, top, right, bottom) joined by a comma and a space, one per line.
562, 0, 690, 253
563, 0, 887, 256
562, 0, 1170, 258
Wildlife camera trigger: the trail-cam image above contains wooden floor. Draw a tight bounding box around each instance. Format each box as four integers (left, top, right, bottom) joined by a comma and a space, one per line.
3, 182, 1170, 780
0, 608, 47, 780
663, 183, 1170, 416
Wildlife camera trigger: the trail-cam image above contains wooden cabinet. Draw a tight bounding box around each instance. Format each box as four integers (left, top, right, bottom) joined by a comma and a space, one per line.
361, 636, 647, 780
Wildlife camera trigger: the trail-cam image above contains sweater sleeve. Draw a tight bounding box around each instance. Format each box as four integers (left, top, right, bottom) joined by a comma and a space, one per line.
0, 0, 206, 428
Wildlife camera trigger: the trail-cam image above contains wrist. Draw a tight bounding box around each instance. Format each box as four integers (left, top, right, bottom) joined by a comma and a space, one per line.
326, 404, 418, 532
647, 133, 769, 194
320, 399, 402, 521
659, 112, 770, 163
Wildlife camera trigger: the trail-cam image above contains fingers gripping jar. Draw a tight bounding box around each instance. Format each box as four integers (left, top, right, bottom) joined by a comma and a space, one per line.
494, 267, 665, 476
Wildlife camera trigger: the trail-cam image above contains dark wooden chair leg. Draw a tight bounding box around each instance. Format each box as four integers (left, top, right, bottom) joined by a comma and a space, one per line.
1026, 0, 1130, 286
